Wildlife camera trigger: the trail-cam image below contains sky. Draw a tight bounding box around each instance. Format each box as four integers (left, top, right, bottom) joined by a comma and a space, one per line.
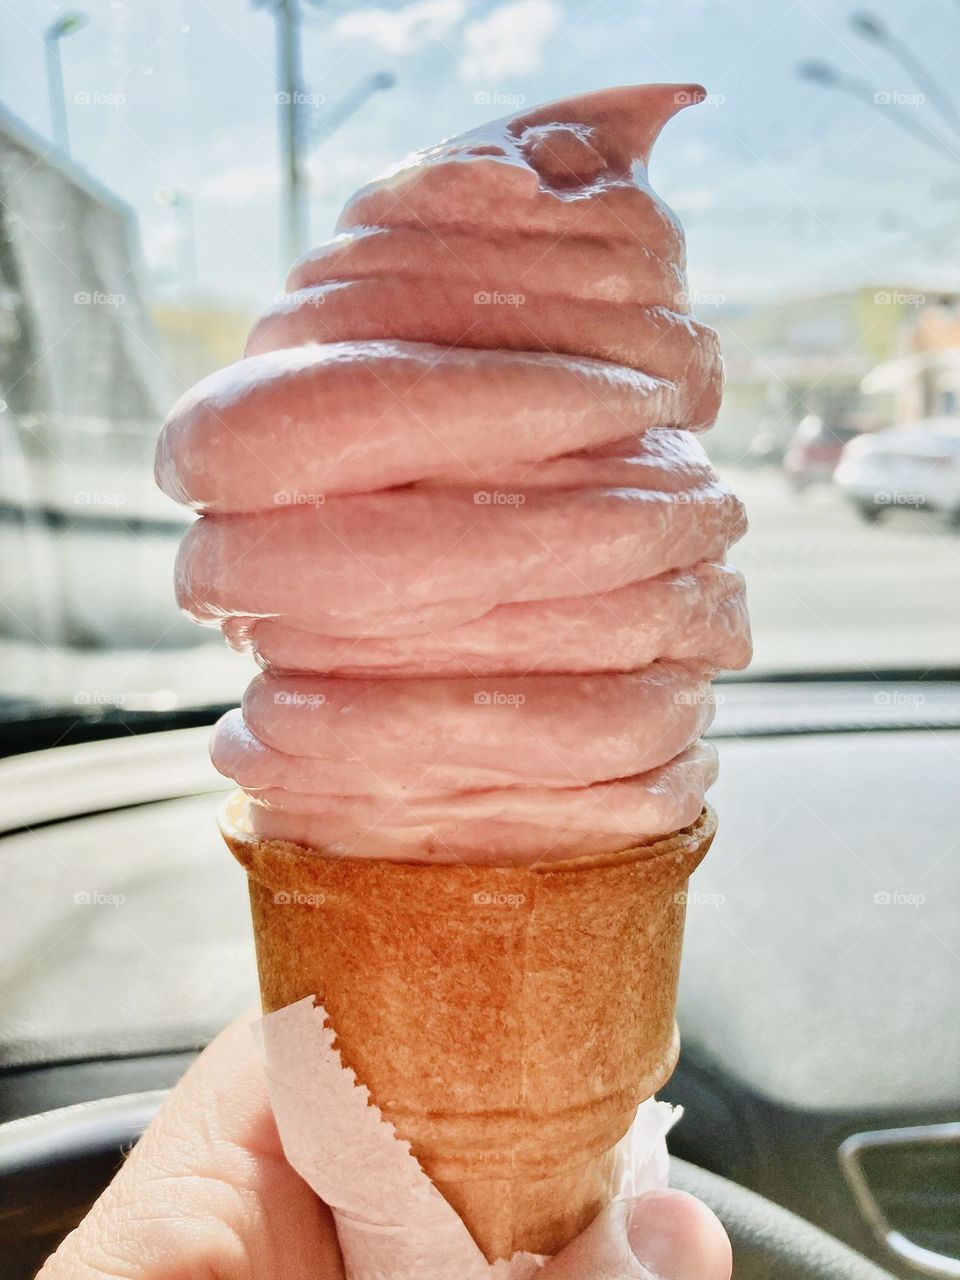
2, 0, 960, 309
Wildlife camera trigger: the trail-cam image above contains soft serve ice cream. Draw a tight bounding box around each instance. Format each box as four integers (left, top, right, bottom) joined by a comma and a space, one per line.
156, 83, 750, 865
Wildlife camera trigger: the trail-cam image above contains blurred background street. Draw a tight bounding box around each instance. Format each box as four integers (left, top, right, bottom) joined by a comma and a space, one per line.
1, 0, 960, 717
731, 467, 960, 674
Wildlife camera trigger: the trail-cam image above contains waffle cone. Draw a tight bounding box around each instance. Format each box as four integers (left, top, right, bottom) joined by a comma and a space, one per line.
221, 800, 716, 1261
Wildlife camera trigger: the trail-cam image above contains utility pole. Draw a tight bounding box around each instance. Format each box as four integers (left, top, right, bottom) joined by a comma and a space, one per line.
798, 61, 960, 169
254, 0, 399, 272
44, 13, 89, 157
798, 10, 960, 170
851, 11, 960, 139
274, 0, 309, 268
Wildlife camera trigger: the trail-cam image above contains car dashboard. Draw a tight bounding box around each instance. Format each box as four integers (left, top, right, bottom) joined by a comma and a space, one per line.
0, 679, 958, 1278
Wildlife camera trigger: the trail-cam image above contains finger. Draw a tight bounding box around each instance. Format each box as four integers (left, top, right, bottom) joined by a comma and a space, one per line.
40, 1012, 345, 1280
540, 1189, 732, 1280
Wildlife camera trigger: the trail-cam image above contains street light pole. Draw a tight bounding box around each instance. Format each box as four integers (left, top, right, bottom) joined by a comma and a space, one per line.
273, 0, 309, 269
851, 11, 960, 139
309, 71, 396, 150
797, 61, 960, 168
44, 34, 68, 153
255, 0, 401, 272
44, 14, 88, 156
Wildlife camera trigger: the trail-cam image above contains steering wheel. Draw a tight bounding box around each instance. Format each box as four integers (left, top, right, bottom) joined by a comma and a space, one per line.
672, 1159, 898, 1280
1, 1092, 899, 1279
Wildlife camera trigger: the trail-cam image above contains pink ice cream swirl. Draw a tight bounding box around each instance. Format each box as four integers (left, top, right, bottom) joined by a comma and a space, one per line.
156, 83, 751, 865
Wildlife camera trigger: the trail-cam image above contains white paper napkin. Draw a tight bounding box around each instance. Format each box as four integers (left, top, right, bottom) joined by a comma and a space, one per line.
260, 996, 679, 1280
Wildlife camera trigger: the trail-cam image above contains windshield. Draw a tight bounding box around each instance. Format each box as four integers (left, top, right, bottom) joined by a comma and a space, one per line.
2, 0, 959, 727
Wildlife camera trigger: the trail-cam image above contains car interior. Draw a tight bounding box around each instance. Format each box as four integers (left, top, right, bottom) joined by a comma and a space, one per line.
2, 678, 958, 1279
2, 2, 959, 1278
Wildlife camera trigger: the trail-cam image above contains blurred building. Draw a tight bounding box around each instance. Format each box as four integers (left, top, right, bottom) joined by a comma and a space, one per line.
152, 302, 253, 391
707, 287, 932, 464
861, 293, 960, 423
0, 102, 187, 653
0, 102, 171, 456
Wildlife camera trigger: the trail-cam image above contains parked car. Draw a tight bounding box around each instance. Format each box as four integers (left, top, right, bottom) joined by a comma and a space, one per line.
782, 415, 861, 492
834, 418, 960, 524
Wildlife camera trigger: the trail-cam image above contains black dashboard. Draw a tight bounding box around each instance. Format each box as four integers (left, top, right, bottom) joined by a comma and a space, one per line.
1, 680, 958, 1278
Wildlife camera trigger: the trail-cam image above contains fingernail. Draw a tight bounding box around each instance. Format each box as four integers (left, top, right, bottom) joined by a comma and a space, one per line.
627, 1193, 689, 1280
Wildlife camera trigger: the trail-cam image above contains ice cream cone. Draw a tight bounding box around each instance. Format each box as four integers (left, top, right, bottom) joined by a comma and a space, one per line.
221, 796, 716, 1261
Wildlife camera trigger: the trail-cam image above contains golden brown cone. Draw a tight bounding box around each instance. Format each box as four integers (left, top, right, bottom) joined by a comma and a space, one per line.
222, 799, 716, 1261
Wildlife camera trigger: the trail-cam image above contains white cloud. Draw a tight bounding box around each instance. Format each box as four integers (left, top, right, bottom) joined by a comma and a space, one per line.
305, 147, 385, 194
459, 0, 560, 81
200, 163, 279, 207
334, 0, 466, 55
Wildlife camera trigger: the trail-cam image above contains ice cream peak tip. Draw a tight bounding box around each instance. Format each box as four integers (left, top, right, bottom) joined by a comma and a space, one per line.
332, 83, 705, 236
502, 82, 707, 172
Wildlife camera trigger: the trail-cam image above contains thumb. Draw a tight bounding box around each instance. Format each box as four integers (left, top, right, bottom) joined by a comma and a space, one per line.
539, 1189, 732, 1280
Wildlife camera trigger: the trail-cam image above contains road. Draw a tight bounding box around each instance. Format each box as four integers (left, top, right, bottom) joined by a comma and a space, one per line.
2, 466, 958, 711
729, 468, 960, 675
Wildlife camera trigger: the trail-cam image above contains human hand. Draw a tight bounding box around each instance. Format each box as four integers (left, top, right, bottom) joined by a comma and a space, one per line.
39, 1013, 731, 1280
